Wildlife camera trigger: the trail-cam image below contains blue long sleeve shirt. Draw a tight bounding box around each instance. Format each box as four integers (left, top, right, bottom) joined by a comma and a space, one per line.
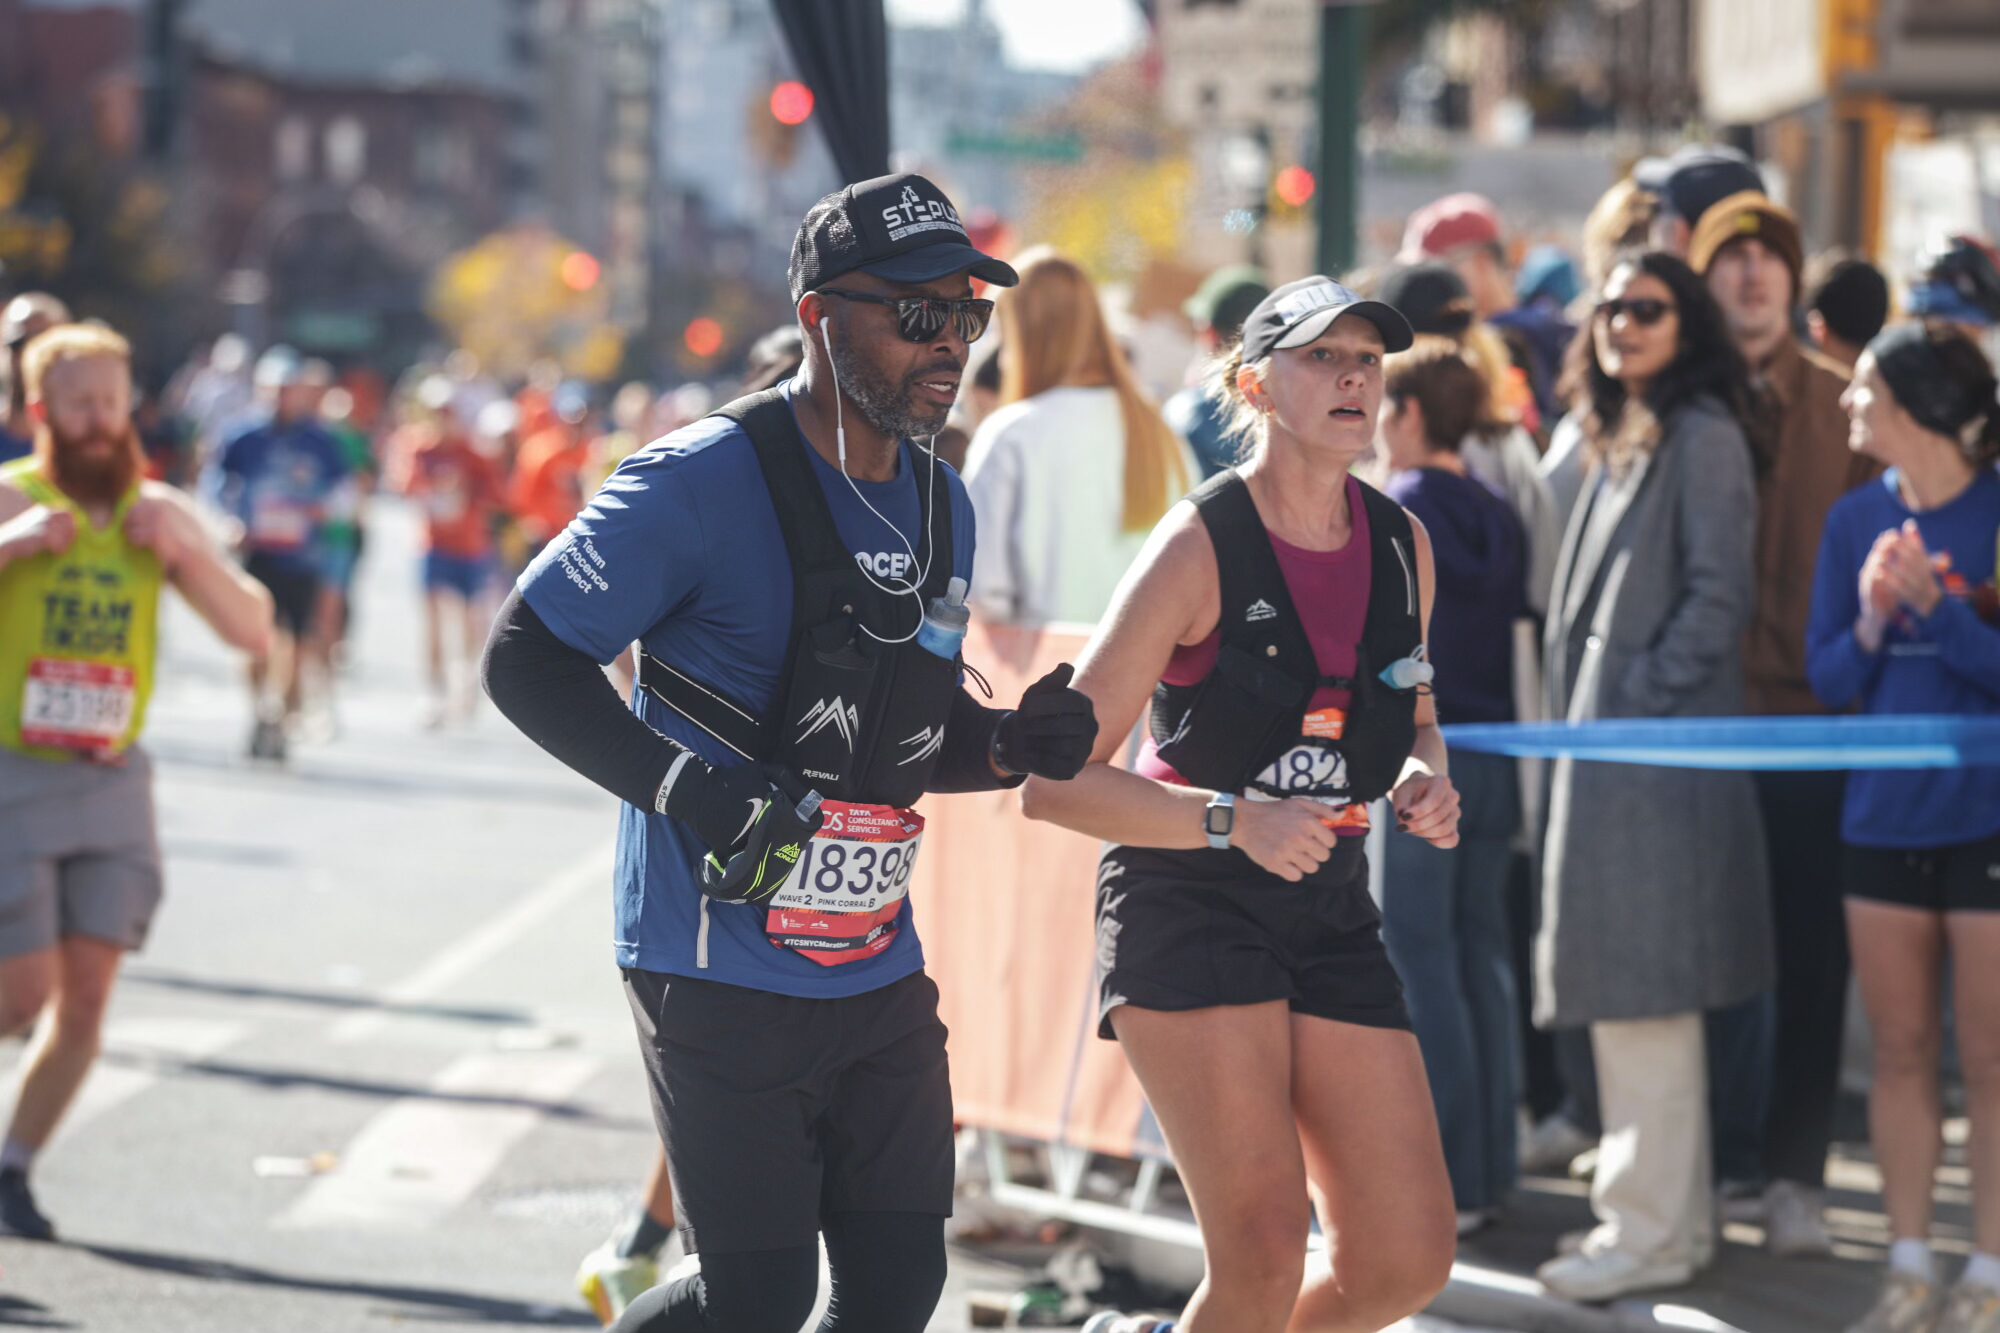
1806, 468, 2000, 849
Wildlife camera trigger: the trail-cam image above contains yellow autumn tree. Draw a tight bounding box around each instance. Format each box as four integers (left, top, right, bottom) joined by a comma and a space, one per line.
428, 225, 625, 382
1017, 58, 1193, 288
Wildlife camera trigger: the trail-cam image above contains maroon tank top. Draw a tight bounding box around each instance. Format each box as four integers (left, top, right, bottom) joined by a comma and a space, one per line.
1137, 474, 1374, 830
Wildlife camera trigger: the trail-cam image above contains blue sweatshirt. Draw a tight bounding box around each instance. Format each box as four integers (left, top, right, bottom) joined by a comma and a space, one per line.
1386, 465, 1526, 725
1806, 468, 2000, 849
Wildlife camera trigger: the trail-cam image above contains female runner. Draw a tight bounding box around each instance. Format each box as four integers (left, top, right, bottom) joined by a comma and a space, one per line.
1027, 277, 1460, 1333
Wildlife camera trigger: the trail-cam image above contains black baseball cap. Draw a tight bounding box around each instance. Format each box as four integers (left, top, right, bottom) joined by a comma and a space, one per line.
788, 172, 1018, 302
1240, 276, 1414, 364
1377, 263, 1475, 338
1635, 144, 1765, 226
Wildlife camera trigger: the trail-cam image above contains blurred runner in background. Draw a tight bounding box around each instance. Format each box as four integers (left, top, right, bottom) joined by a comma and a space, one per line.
205, 347, 353, 761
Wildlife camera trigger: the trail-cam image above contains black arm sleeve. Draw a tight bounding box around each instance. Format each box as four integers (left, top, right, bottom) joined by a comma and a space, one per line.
927, 687, 1025, 794
481, 587, 682, 811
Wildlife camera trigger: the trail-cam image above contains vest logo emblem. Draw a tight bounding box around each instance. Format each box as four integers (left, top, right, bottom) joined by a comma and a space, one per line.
797, 696, 861, 751
1245, 598, 1278, 622
897, 724, 945, 766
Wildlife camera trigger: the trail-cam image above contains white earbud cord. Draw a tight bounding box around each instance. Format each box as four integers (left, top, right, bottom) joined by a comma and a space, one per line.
819, 319, 935, 645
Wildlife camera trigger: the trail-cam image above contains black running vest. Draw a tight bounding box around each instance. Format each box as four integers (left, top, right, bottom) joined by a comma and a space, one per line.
636, 389, 958, 809
1149, 470, 1423, 804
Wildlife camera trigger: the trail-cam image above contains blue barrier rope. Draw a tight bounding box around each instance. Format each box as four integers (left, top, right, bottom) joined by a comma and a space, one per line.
1441, 716, 2000, 770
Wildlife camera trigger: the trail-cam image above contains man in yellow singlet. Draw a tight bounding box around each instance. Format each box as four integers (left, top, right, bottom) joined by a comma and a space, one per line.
0, 323, 273, 1240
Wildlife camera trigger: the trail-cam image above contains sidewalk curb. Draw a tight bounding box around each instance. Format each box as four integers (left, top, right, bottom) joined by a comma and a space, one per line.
1431, 1263, 1751, 1333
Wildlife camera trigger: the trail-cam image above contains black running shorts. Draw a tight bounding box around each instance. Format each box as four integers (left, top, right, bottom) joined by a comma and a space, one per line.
1094, 839, 1410, 1039
243, 553, 321, 639
622, 968, 956, 1256
1843, 831, 2000, 913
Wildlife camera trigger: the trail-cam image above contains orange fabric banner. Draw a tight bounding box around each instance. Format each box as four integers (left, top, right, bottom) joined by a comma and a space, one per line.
908, 621, 1154, 1160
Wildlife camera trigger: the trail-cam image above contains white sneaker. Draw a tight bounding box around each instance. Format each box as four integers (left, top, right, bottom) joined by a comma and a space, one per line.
1938, 1280, 2000, 1333
1557, 1223, 1713, 1269
1538, 1243, 1694, 1303
1520, 1115, 1595, 1174
1846, 1271, 1943, 1333
1457, 1208, 1497, 1238
575, 1240, 660, 1325
1763, 1180, 1834, 1258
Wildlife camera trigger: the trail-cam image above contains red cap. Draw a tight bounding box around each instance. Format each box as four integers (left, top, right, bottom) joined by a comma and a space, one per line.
1400, 192, 1503, 261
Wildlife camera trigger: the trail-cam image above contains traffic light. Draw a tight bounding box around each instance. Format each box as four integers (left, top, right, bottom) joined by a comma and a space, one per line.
1274, 166, 1317, 211
683, 317, 724, 360
560, 250, 601, 292
752, 83, 812, 168
769, 81, 815, 127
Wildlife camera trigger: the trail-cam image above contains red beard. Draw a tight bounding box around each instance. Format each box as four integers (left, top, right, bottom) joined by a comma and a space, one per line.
37, 421, 143, 508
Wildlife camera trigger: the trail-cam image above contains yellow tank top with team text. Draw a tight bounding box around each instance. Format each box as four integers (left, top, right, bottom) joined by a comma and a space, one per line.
0, 458, 163, 760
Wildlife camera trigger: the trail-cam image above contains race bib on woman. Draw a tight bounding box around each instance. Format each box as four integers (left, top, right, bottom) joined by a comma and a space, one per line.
1245, 707, 1370, 833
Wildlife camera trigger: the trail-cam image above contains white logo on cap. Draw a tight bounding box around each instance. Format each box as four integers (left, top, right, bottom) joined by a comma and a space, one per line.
1273, 280, 1357, 322
881, 182, 967, 243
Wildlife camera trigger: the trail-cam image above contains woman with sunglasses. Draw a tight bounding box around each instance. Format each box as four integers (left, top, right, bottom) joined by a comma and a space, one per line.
1808, 322, 2000, 1333
1533, 250, 1773, 1302
1025, 277, 1460, 1333
962, 247, 1196, 627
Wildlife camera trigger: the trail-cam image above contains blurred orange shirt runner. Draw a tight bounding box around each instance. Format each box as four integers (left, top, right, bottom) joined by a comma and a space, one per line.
400, 432, 505, 559
509, 424, 591, 549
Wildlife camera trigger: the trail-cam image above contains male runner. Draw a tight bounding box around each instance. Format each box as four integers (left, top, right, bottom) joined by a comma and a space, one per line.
485, 172, 1098, 1332
205, 347, 352, 760
0, 323, 272, 1238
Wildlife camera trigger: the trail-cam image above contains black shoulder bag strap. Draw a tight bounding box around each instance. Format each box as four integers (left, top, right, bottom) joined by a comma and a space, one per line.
635, 388, 953, 760
1193, 470, 1317, 679
1352, 478, 1419, 647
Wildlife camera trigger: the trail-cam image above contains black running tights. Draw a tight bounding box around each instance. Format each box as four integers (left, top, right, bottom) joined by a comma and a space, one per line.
610, 1211, 946, 1333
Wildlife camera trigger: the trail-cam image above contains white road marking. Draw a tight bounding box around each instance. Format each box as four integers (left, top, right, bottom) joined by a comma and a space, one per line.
274, 1050, 599, 1230
328, 848, 611, 1044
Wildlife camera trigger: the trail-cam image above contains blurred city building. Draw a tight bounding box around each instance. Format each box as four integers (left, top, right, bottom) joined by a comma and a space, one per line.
1696, 0, 2000, 287
888, 0, 1081, 218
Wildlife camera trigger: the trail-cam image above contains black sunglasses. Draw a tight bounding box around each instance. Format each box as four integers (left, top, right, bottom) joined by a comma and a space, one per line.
1594, 296, 1676, 327
816, 289, 995, 344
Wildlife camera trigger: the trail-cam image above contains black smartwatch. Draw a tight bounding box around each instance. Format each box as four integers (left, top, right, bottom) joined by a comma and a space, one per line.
1203, 792, 1236, 850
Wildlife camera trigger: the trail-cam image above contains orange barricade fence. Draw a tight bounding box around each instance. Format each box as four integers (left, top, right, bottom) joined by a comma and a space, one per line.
908, 621, 1165, 1162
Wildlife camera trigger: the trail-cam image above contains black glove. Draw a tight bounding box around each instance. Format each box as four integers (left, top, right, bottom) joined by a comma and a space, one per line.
661, 754, 791, 858
992, 663, 1098, 781
662, 757, 826, 904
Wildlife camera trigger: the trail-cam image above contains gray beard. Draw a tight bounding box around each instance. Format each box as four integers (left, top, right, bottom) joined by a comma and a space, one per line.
829, 338, 951, 441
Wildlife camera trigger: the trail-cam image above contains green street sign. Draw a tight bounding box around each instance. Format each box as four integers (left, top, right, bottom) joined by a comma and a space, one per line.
943, 129, 1084, 164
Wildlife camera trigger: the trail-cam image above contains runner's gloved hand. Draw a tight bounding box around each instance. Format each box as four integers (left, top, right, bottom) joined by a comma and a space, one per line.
660, 757, 826, 904
992, 663, 1098, 781
660, 756, 792, 859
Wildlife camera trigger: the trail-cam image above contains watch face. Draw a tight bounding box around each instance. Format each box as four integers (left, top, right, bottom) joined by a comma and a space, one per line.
1205, 803, 1232, 835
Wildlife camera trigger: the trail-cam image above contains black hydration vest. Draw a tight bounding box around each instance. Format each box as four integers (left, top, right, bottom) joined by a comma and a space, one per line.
637, 388, 959, 810
1150, 469, 1423, 805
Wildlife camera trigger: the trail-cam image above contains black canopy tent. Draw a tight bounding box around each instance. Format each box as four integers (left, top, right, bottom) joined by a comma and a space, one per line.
769, 0, 891, 184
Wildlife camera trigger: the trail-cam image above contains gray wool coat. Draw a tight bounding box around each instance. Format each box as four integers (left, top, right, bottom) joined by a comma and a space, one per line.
1534, 396, 1775, 1029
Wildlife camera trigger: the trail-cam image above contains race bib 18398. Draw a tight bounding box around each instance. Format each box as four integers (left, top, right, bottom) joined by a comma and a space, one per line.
764, 800, 924, 967
21, 657, 135, 755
